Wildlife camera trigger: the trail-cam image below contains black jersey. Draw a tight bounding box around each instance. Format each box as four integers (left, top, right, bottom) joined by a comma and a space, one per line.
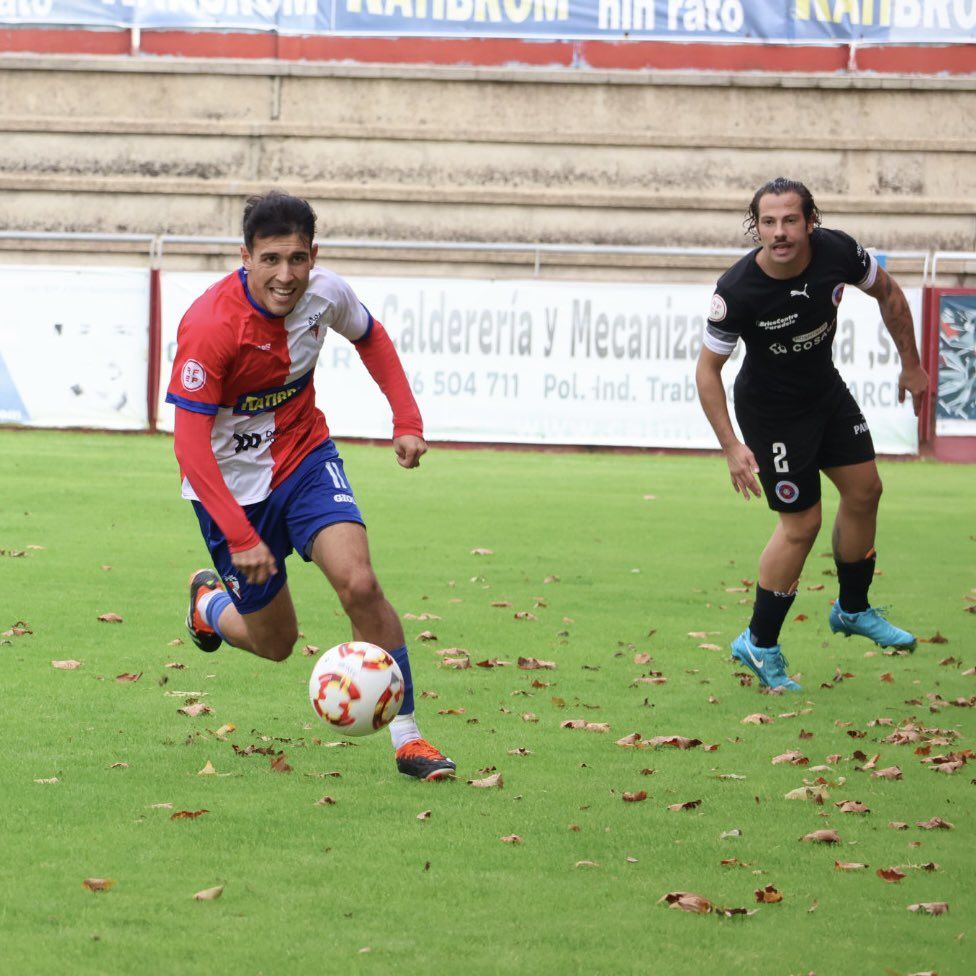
704, 228, 876, 406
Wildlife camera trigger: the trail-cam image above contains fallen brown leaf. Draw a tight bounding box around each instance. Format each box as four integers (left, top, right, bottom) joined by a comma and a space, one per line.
468, 773, 503, 788
416, 810, 431, 820
500, 834, 522, 844
115, 672, 142, 683
835, 861, 868, 871
518, 657, 555, 670
877, 867, 907, 883
622, 790, 648, 803
871, 766, 903, 780
52, 660, 82, 670
270, 754, 292, 773
836, 800, 870, 814
916, 817, 954, 830
659, 891, 712, 914
907, 902, 949, 915
742, 713, 773, 725
801, 829, 841, 844
97, 613, 124, 623
193, 885, 224, 901
82, 878, 114, 893
754, 884, 782, 904
314, 796, 337, 806
668, 799, 702, 811
170, 809, 209, 820
177, 703, 213, 718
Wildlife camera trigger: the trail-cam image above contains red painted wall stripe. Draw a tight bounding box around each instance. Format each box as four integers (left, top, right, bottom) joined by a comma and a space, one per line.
0, 29, 974, 75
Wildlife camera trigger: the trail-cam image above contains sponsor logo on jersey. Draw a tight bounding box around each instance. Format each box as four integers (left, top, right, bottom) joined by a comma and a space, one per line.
757, 313, 799, 331
708, 294, 727, 323
181, 360, 206, 391
769, 342, 788, 355
790, 283, 810, 299
853, 421, 869, 436
223, 573, 242, 600
775, 480, 800, 504
333, 493, 354, 504
832, 283, 846, 306
232, 369, 313, 416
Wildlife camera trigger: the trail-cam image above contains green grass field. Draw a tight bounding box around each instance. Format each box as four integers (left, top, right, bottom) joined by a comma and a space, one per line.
1, 429, 973, 976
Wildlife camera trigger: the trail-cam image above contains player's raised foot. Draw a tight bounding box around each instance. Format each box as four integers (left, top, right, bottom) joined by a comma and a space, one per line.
395, 739, 456, 781
829, 603, 916, 651
731, 629, 802, 691
186, 569, 223, 653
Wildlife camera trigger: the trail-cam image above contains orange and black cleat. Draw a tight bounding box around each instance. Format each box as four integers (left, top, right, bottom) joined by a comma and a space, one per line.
395, 739, 456, 781
186, 569, 223, 653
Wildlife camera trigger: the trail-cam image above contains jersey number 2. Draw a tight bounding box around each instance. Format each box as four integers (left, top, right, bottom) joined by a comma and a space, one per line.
772, 442, 789, 473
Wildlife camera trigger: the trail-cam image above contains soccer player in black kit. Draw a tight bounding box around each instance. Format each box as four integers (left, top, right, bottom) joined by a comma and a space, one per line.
696, 178, 928, 691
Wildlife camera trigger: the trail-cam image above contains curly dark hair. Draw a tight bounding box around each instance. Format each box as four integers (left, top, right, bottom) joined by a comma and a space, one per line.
242, 191, 317, 250
744, 178, 822, 242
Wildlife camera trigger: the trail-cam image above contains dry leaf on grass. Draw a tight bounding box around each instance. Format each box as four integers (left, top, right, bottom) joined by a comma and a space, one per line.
314, 796, 337, 806
658, 891, 712, 914
801, 829, 841, 844
917, 817, 954, 830
500, 834, 522, 844
742, 713, 773, 725
836, 800, 870, 814
518, 657, 555, 670
82, 878, 114, 893
575, 860, 599, 869
871, 766, 903, 780
170, 809, 209, 820
178, 703, 213, 718
877, 867, 907, 883
52, 660, 82, 670
470, 548, 493, 556
622, 791, 647, 803
34, 777, 59, 784
416, 810, 431, 820
835, 861, 869, 871
468, 773, 503, 788
668, 799, 702, 811
97, 613, 124, 623
907, 902, 949, 915
270, 754, 292, 773
193, 885, 224, 901
755, 884, 783, 904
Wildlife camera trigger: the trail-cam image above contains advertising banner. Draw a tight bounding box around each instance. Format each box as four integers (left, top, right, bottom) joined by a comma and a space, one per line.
157, 271, 922, 453
0, 266, 150, 431
934, 292, 976, 437
3, 0, 975, 42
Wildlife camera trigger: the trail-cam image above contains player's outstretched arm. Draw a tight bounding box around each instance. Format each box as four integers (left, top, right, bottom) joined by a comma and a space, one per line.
695, 347, 761, 501
864, 267, 928, 416
394, 434, 428, 469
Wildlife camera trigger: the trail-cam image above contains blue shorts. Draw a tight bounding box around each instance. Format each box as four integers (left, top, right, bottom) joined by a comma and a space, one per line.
192, 439, 365, 614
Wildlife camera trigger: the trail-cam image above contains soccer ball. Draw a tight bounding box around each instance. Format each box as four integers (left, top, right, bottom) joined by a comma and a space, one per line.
308, 641, 404, 736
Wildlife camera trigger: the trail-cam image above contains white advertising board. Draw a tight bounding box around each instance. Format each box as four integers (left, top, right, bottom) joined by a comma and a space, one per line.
157, 272, 921, 453
0, 266, 150, 430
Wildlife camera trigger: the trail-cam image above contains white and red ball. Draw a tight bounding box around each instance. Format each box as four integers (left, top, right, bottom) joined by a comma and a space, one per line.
308, 641, 404, 736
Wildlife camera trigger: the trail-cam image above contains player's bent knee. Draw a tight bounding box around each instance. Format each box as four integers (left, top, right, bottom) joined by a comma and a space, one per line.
336, 569, 384, 612
260, 639, 296, 662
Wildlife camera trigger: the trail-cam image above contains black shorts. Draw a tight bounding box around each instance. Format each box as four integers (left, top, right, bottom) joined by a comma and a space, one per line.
734, 382, 876, 513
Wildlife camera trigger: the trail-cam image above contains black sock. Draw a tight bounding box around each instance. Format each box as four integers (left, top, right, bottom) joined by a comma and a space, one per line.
835, 550, 876, 614
748, 584, 797, 648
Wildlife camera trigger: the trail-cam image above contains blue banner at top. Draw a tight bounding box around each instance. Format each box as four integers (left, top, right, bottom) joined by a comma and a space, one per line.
2, 0, 975, 42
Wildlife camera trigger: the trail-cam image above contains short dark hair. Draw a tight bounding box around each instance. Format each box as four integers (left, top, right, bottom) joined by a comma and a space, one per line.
744, 178, 822, 242
242, 192, 317, 251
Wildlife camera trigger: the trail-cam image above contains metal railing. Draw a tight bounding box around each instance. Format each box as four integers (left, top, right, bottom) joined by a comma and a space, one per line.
0, 231, 967, 281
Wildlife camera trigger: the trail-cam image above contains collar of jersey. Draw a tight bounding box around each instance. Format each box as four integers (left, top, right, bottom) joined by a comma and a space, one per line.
237, 267, 282, 320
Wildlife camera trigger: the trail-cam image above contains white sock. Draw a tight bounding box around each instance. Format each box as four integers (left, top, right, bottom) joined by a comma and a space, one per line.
389, 713, 422, 751
197, 589, 218, 617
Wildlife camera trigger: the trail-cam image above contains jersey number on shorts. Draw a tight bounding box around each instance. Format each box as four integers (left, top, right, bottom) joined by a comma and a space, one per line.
772, 442, 789, 473
325, 461, 349, 489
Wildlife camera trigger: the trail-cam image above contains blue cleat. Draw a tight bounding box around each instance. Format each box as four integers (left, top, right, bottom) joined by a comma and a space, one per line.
731, 629, 802, 691
829, 603, 916, 651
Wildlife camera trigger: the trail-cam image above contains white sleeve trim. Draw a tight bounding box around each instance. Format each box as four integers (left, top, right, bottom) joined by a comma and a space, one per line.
856, 252, 879, 291
703, 328, 738, 356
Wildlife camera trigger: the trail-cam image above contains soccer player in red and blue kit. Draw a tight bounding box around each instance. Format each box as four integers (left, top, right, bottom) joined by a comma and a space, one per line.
696, 179, 928, 691
166, 191, 454, 780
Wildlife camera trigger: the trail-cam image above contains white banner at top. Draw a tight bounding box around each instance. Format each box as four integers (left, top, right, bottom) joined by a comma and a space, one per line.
157, 271, 922, 453
2, 0, 975, 42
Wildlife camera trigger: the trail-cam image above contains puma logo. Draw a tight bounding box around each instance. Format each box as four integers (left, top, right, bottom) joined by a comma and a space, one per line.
790, 283, 810, 299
